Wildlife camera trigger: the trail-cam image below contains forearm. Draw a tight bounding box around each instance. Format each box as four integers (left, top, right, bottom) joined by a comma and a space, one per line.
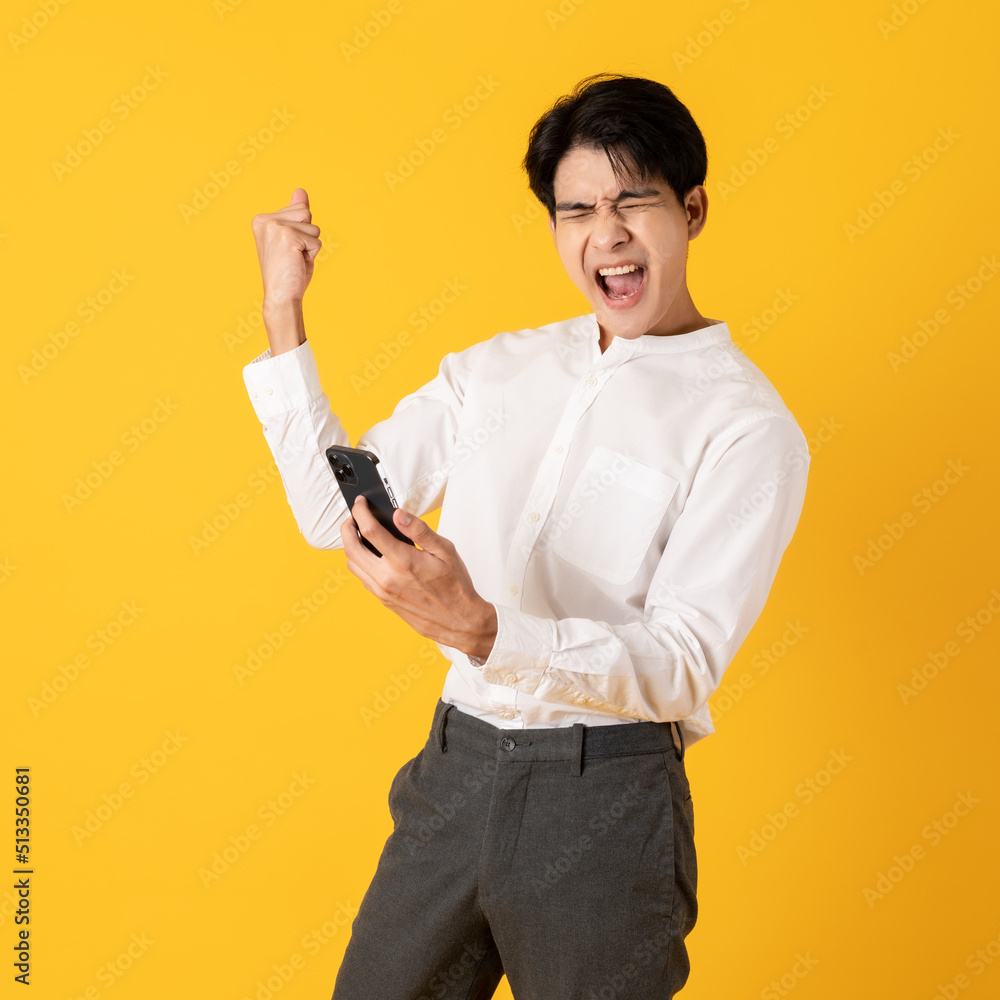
471, 607, 719, 723
243, 340, 352, 549
261, 401, 352, 549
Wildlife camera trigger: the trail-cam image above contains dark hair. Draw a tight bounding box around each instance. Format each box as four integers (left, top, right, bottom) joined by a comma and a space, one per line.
522, 73, 708, 219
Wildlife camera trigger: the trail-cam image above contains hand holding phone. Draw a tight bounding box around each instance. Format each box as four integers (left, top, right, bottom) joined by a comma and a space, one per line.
326, 446, 414, 558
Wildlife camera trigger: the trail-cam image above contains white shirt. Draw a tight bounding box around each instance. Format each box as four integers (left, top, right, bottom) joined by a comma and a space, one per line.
243, 312, 810, 750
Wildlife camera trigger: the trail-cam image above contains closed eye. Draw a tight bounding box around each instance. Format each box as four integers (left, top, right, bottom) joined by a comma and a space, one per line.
560, 203, 654, 219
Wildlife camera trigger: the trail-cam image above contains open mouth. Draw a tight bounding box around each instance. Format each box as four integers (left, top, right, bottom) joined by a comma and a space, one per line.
596, 264, 646, 303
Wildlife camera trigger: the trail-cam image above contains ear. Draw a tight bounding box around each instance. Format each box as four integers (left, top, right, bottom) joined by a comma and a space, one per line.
548, 213, 556, 240
685, 185, 708, 240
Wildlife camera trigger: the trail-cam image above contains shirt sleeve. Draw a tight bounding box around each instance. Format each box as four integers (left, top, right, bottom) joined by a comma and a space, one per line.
242, 338, 486, 550
468, 414, 811, 723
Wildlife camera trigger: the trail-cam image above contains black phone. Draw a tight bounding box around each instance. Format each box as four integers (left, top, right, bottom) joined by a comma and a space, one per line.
325, 446, 414, 557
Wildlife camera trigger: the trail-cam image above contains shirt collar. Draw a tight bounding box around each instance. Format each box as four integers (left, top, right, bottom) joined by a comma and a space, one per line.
577, 313, 733, 358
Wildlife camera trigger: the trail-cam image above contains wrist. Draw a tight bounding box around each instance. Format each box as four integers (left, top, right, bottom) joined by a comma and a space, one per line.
262, 298, 306, 356
466, 600, 498, 661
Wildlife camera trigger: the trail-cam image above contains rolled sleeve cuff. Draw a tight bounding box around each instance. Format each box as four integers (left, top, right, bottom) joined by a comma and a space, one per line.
242, 340, 323, 420
467, 603, 554, 695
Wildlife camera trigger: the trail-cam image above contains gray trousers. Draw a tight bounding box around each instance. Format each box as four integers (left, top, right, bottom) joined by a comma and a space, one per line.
332, 699, 698, 999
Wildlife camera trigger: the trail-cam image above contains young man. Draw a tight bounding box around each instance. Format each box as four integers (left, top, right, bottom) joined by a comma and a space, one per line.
244, 74, 810, 999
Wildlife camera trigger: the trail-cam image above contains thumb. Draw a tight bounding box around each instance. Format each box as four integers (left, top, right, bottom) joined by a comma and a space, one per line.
393, 507, 445, 553
290, 187, 309, 206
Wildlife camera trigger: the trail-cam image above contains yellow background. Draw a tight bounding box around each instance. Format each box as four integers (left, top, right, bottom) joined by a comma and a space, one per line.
3, 0, 999, 997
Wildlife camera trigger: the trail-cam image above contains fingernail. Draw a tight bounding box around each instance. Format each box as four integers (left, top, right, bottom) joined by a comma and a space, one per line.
398, 509, 412, 525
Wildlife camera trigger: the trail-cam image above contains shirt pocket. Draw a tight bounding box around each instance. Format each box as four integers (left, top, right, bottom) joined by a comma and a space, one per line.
550, 445, 679, 586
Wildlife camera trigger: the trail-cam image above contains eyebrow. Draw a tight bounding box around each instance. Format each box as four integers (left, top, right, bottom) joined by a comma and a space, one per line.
554, 187, 662, 212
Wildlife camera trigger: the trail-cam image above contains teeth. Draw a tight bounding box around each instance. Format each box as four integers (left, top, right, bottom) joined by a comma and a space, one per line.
597, 264, 640, 276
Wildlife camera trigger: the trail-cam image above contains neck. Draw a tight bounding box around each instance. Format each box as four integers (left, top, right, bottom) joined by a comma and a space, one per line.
598, 301, 710, 354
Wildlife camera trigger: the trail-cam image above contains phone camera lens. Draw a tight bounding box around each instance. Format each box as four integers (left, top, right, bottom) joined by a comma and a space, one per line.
342, 464, 354, 477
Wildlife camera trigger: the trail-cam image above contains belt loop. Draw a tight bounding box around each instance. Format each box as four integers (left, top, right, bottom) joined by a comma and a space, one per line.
436, 702, 453, 753
570, 723, 585, 776
673, 720, 686, 762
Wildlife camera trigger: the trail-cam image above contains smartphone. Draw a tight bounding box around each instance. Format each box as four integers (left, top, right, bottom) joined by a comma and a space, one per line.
325, 446, 414, 558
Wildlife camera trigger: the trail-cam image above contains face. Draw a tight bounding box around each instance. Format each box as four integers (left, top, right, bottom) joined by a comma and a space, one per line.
548, 145, 708, 345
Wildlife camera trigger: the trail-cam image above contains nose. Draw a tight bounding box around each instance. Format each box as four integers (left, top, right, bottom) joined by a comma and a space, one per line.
589, 207, 630, 251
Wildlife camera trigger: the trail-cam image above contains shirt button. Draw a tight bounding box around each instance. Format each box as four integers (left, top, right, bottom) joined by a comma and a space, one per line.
500, 737, 516, 751
264, 386, 274, 395
527, 512, 540, 523
586, 377, 598, 388
504, 673, 517, 685
553, 444, 563, 454
250, 390, 259, 399
509, 585, 518, 595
